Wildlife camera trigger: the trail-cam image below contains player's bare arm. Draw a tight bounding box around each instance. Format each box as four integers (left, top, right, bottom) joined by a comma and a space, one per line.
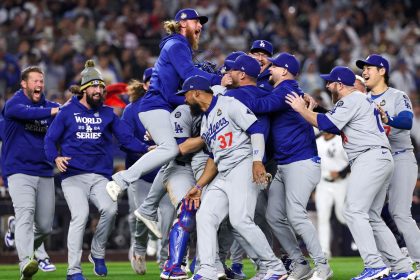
185, 157, 218, 210
55, 156, 71, 172
286, 92, 319, 127
178, 136, 205, 155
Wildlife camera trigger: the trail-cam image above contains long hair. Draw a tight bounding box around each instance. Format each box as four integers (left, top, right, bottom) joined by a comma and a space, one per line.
127, 79, 146, 102
163, 20, 181, 34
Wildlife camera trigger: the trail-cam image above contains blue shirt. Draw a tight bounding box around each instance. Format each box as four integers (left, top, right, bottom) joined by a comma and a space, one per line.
140, 34, 221, 112
1, 89, 59, 178
257, 67, 273, 92
44, 96, 149, 180
121, 100, 159, 183
251, 79, 318, 164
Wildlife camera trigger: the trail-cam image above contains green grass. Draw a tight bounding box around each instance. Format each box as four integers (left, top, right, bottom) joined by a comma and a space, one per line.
0, 257, 365, 279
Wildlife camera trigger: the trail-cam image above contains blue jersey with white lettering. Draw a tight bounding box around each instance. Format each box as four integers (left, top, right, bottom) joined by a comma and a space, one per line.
250, 79, 318, 164
45, 96, 148, 180
1, 89, 59, 178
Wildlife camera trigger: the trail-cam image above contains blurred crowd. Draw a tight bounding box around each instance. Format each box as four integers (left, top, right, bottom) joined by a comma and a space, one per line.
0, 0, 419, 155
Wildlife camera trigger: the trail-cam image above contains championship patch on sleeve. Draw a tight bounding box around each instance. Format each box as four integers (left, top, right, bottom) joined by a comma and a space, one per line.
175, 111, 181, 118
336, 100, 344, 107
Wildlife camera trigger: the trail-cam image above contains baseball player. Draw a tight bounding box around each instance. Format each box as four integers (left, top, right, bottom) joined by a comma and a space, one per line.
249, 53, 332, 280
1, 66, 60, 280
178, 75, 287, 280
249, 39, 274, 91
105, 8, 221, 201
315, 132, 349, 259
121, 68, 173, 275
285, 66, 415, 280
356, 54, 420, 279
44, 60, 150, 280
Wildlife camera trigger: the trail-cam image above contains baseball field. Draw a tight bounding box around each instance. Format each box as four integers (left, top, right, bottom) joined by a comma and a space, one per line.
0, 257, 365, 279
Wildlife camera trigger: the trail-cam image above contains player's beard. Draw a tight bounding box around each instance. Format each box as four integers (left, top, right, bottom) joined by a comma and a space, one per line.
188, 102, 202, 117
86, 93, 104, 109
27, 87, 43, 103
186, 27, 199, 50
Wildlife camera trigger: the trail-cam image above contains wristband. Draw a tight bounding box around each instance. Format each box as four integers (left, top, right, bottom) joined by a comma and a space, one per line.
195, 184, 203, 190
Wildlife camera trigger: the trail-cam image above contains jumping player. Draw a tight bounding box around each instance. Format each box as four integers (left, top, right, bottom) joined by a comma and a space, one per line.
106, 8, 221, 201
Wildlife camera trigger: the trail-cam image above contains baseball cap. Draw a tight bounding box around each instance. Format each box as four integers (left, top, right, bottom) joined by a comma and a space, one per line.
268, 52, 300, 76
224, 54, 260, 78
176, 75, 212, 96
142, 67, 153, 83
175, 8, 208, 24
223, 51, 246, 71
355, 54, 390, 74
250, 40, 273, 56
320, 66, 356, 86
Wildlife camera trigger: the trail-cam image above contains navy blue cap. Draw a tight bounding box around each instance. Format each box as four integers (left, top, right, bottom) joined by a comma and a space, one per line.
142, 67, 153, 83
250, 40, 273, 56
356, 54, 389, 74
175, 8, 208, 24
320, 66, 356, 86
225, 54, 260, 78
176, 75, 212, 96
223, 51, 246, 71
268, 52, 300, 76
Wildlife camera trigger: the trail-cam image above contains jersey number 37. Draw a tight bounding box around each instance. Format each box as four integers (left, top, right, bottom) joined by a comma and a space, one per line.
218, 132, 233, 149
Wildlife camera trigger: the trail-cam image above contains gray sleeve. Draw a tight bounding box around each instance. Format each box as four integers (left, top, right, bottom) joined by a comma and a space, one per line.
325, 97, 359, 130
395, 92, 413, 114
228, 99, 257, 132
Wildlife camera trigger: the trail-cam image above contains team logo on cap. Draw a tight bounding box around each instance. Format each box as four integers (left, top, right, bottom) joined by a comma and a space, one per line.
259, 41, 265, 47
180, 13, 187, 19
380, 100, 386, 106
217, 109, 222, 116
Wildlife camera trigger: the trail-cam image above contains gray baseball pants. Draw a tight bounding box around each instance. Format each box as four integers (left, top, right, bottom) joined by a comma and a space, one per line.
195, 158, 286, 279
266, 158, 325, 264
61, 174, 117, 275
8, 174, 55, 272
112, 109, 179, 189
344, 148, 412, 272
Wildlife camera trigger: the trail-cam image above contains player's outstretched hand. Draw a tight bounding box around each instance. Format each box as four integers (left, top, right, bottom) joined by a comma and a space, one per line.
55, 156, 71, 172
286, 92, 306, 113
185, 186, 202, 210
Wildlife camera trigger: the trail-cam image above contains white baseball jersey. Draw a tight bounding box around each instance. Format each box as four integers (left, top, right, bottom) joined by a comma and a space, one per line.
201, 96, 257, 173
367, 87, 414, 152
316, 135, 348, 181
325, 91, 391, 161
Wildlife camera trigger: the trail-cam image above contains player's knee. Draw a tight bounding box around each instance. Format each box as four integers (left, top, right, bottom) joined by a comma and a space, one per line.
100, 202, 118, 217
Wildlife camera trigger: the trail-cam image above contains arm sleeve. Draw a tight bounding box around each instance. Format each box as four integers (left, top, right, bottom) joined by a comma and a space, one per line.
167, 44, 222, 86
112, 115, 149, 154
5, 102, 53, 120
387, 111, 413, 130
250, 133, 265, 162
248, 90, 290, 114
317, 114, 341, 135
44, 111, 65, 162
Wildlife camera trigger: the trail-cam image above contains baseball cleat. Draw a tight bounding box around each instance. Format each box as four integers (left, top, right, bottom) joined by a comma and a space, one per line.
20, 259, 39, 280
160, 266, 188, 279
381, 271, 416, 280
351, 267, 390, 280
38, 258, 56, 272
250, 271, 267, 280
288, 259, 313, 280
66, 273, 86, 280
230, 263, 247, 279
131, 254, 146, 275
146, 239, 158, 256
88, 253, 108, 276
309, 264, 333, 280
134, 210, 162, 238
106, 181, 122, 201
4, 216, 15, 248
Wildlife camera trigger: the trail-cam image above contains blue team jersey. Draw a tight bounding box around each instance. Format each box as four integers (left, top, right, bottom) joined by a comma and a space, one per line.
2, 89, 59, 178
